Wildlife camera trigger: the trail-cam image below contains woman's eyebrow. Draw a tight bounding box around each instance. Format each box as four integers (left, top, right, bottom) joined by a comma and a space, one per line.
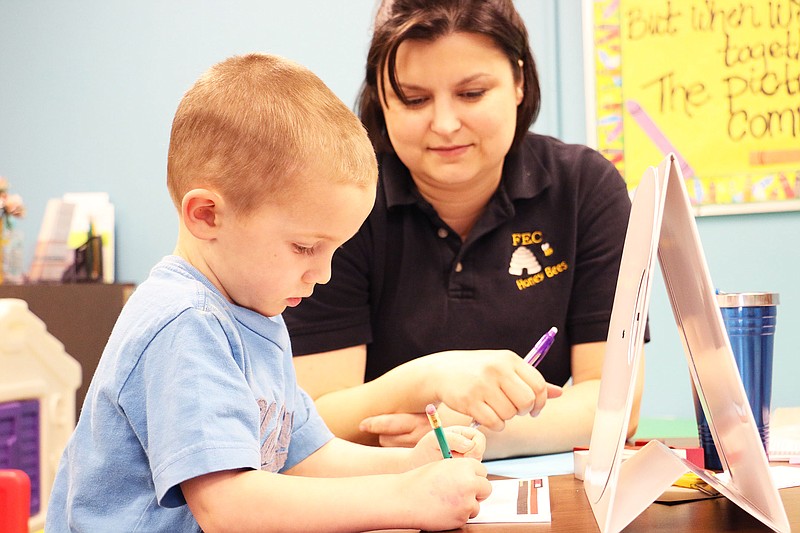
396, 73, 492, 92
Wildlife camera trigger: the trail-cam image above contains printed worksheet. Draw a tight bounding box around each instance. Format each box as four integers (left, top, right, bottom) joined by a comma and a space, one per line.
468, 477, 551, 523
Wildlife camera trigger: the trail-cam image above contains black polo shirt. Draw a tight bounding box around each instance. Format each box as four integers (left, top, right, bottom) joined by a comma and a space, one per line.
284, 133, 632, 386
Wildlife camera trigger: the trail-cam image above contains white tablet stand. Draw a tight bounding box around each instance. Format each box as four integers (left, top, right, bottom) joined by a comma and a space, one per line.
583, 154, 789, 533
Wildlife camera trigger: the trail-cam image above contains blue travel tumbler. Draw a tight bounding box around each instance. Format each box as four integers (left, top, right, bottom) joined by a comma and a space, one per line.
694, 292, 778, 471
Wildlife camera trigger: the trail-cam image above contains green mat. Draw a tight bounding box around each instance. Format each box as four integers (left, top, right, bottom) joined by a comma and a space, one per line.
633, 418, 698, 439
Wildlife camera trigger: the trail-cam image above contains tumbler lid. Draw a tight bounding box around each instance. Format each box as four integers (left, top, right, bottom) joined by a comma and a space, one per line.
716, 292, 779, 307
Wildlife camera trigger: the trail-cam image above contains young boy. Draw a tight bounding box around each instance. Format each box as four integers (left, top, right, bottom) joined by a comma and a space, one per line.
45, 53, 490, 532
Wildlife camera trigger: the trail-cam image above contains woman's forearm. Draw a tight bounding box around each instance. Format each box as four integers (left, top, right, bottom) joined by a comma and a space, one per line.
479, 380, 602, 460
313, 360, 437, 444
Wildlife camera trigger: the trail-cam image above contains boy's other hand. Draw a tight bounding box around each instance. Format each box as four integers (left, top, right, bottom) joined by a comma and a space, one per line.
409, 425, 486, 467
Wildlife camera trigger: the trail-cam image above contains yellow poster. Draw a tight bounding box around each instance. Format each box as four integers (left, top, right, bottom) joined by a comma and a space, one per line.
592, 0, 800, 214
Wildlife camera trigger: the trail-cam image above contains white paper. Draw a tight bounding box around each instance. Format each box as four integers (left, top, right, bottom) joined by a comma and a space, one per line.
468, 477, 551, 523
769, 407, 800, 461
28, 199, 76, 282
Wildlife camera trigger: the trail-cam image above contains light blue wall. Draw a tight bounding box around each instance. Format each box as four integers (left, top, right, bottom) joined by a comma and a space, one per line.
2, 1, 797, 421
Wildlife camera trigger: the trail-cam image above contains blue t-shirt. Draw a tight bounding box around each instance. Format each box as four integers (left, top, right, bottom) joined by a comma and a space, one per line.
46, 256, 333, 532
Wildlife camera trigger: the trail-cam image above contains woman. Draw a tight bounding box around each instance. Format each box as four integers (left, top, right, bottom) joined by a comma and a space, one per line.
284, 0, 644, 460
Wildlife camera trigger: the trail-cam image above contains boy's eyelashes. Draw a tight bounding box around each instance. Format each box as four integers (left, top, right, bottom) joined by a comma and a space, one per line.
292, 243, 315, 256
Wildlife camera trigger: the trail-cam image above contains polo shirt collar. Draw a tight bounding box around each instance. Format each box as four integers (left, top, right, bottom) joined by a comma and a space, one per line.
380, 153, 420, 209
501, 141, 553, 201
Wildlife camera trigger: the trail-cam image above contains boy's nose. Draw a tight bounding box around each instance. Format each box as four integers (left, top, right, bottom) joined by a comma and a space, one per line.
304, 261, 331, 286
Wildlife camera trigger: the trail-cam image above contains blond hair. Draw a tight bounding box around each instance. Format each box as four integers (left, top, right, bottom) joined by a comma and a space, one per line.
167, 53, 377, 215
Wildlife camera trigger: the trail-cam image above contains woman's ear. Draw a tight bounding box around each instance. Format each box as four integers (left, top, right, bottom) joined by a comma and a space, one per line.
515, 59, 525, 105
181, 189, 224, 240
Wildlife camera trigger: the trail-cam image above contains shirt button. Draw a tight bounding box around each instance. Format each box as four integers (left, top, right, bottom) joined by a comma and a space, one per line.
437, 228, 448, 238
455, 262, 463, 273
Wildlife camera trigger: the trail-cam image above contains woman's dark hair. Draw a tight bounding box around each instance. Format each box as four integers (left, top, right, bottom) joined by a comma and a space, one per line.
358, 0, 541, 155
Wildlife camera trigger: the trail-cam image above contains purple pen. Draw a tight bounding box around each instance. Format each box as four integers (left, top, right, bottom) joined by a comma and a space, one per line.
468, 326, 558, 428
523, 326, 558, 367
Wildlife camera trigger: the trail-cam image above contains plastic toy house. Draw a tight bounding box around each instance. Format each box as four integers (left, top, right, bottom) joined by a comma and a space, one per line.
0, 298, 81, 532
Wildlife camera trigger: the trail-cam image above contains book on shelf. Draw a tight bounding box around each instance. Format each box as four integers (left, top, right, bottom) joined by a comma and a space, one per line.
29, 193, 114, 283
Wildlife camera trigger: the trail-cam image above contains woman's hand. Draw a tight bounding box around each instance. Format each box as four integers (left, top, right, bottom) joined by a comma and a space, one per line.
415, 349, 562, 431
359, 348, 564, 447
359, 412, 431, 448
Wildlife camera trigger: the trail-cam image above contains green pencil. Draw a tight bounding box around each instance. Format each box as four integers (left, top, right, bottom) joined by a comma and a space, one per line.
425, 403, 452, 459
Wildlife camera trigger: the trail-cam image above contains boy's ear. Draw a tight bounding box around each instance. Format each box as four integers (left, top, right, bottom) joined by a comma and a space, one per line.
181, 188, 225, 240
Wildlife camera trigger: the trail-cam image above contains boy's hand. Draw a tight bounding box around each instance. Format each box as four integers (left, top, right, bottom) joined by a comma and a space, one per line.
409, 425, 486, 468
398, 458, 491, 531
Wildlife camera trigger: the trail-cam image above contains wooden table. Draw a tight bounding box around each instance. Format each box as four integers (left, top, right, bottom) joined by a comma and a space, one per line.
374, 472, 800, 532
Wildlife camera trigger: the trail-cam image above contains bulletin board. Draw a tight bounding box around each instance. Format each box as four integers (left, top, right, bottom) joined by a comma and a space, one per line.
584, 0, 800, 215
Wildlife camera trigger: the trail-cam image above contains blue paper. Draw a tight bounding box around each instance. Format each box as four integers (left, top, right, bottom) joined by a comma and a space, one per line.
483, 451, 574, 478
